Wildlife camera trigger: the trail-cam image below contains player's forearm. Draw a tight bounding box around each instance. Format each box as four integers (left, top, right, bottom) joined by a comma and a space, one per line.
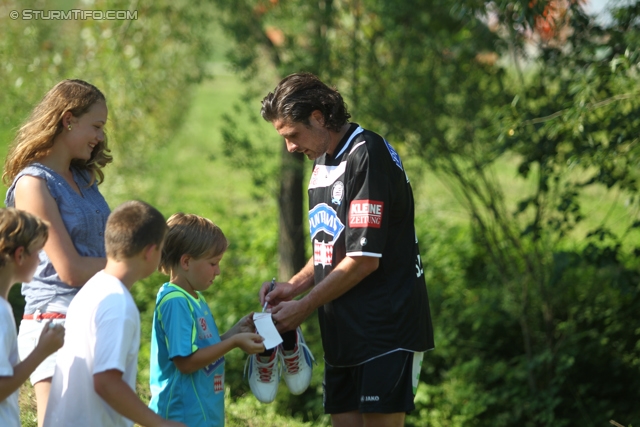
0, 346, 50, 401
302, 256, 379, 311
289, 257, 315, 296
94, 371, 167, 427
172, 339, 236, 375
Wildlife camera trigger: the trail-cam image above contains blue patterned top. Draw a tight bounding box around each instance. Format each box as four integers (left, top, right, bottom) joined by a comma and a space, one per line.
5, 163, 110, 314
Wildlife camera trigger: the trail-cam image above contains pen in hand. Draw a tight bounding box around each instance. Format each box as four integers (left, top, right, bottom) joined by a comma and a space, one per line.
262, 277, 276, 312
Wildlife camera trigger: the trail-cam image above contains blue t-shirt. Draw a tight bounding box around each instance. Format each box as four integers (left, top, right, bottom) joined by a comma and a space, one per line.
149, 283, 225, 427
4, 163, 110, 314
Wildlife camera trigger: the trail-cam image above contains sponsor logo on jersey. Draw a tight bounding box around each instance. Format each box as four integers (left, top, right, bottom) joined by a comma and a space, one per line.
314, 241, 334, 266
308, 163, 347, 189
214, 373, 224, 393
203, 356, 224, 376
349, 200, 384, 229
197, 316, 213, 340
309, 203, 344, 267
360, 237, 368, 246
309, 203, 345, 242
384, 139, 403, 170
360, 395, 380, 402
331, 181, 344, 205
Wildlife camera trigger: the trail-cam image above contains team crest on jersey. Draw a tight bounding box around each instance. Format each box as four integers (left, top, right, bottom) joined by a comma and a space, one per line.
384, 139, 403, 170
197, 316, 213, 340
349, 200, 384, 229
214, 374, 224, 393
309, 203, 345, 267
331, 181, 344, 205
203, 356, 224, 376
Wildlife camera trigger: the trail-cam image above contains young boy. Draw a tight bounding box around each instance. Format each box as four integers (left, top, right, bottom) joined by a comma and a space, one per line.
0, 208, 64, 427
43, 201, 185, 427
149, 213, 265, 427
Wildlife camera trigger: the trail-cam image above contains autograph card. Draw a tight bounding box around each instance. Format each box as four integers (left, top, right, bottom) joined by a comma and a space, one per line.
253, 312, 283, 350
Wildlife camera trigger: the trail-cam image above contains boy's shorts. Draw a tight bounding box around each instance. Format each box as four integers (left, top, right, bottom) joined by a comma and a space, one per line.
18, 318, 65, 384
323, 350, 423, 414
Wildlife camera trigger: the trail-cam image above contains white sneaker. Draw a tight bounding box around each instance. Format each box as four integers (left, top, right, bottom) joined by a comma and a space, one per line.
245, 348, 280, 403
280, 327, 314, 395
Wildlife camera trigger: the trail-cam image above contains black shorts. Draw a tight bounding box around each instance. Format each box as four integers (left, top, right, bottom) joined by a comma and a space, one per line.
323, 350, 423, 414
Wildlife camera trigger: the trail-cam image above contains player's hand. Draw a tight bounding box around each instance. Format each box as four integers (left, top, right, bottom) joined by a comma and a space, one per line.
259, 280, 295, 309
271, 299, 312, 334
234, 332, 265, 354
37, 321, 65, 355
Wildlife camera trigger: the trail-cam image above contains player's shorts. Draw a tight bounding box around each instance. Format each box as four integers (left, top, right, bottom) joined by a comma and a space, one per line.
323, 350, 423, 414
18, 318, 65, 385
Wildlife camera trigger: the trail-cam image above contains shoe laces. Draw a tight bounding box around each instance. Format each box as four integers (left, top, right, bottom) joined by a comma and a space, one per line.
245, 350, 281, 383
281, 341, 315, 375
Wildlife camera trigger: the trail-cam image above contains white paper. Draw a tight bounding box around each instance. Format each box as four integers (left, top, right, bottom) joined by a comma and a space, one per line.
253, 312, 283, 350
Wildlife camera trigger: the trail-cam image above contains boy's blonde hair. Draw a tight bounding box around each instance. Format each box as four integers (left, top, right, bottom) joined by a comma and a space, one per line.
105, 201, 168, 260
2, 79, 113, 186
0, 208, 49, 268
160, 213, 228, 275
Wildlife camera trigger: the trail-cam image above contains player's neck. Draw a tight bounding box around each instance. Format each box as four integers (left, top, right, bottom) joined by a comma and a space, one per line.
327, 123, 352, 157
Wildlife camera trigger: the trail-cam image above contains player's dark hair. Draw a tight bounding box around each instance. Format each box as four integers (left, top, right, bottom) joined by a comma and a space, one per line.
261, 72, 351, 132
105, 200, 167, 260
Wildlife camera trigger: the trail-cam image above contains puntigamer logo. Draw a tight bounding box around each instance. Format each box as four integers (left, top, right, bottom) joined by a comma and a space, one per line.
349, 199, 384, 229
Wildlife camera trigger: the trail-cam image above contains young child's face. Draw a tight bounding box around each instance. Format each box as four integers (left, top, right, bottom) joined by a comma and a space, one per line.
186, 252, 225, 292
15, 239, 44, 283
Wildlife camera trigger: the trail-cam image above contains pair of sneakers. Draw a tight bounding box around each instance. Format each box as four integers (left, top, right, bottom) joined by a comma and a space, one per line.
245, 327, 315, 403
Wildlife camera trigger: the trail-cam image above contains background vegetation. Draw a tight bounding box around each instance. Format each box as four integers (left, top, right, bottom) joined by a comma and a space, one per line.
1, 0, 639, 426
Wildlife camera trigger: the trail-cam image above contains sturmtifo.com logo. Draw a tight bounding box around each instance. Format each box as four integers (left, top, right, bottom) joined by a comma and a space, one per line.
9, 9, 138, 20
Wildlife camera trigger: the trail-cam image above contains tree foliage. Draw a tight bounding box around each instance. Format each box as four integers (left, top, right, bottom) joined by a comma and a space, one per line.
0, 0, 215, 199
213, 0, 640, 425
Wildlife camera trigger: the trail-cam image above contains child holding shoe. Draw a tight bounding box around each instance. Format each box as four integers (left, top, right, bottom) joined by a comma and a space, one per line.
149, 213, 265, 427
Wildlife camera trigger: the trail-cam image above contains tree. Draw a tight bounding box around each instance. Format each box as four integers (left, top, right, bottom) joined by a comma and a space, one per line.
210, 0, 640, 424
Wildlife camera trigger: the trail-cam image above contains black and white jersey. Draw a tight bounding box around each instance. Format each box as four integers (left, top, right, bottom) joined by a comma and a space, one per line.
308, 123, 434, 367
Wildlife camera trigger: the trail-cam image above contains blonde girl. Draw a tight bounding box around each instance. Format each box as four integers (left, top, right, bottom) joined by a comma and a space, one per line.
3, 79, 112, 427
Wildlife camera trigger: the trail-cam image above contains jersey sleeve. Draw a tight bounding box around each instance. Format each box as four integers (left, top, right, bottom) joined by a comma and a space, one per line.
344, 139, 392, 258
156, 295, 198, 359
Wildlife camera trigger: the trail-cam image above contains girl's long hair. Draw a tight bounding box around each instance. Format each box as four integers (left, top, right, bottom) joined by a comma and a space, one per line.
3, 79, 113, 186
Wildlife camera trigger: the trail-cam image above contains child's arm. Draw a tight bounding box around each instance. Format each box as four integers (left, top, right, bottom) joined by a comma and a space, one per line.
0, 322, 64, 401
94, 369, 186, 427
172, 332, 264, 375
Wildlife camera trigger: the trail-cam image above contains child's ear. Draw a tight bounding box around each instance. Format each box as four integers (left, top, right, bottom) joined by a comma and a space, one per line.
179, 254, 191, 270
12, 246, 25, 266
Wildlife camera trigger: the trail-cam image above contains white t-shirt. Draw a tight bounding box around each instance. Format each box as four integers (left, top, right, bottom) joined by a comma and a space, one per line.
43, 271, 141, 427
0, 298, 20, 427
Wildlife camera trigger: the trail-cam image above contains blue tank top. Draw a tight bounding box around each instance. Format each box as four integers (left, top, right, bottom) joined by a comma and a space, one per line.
4, 163, 110, 314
